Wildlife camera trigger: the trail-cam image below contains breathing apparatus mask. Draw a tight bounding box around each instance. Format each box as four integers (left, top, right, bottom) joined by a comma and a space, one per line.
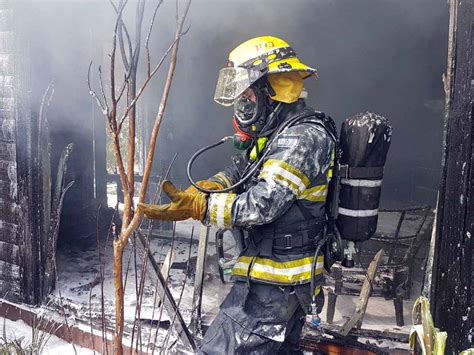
231, 78, 279, 150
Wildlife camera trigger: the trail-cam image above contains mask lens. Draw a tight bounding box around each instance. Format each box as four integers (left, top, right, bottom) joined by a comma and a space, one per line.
234, 94, 257, 126
214, 67, 264, 106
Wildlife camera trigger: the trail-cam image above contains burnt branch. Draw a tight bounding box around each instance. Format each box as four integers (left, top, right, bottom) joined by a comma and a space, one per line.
87, 61, 108, 116
39, 81, 55, 125
98, 65, 110, 117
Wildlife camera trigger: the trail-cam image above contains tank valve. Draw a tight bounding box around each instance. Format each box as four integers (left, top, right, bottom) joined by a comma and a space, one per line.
306, 302, 321, 328
342, 241, 356, 268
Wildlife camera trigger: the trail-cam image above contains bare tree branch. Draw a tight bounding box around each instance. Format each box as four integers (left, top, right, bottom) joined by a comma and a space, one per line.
117, 31, 186, 132
109, 0, 132, 73
145, 0, 164, 76
137, 0, 191, 205
102, 0, 192, 353
131, 0, 146, 70
115, 73, 129, 106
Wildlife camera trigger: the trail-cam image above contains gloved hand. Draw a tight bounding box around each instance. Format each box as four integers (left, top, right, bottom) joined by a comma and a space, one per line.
184, 179, 224, 194
137, 180, 207, 221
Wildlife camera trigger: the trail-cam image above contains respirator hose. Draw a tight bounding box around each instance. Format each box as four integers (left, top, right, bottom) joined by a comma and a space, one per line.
186, 135, 265, 194
187, 112, 316, 194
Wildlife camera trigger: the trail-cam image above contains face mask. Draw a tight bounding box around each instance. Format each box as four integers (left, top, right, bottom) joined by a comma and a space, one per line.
233, 86, 268, 133
233, 95, 258, 126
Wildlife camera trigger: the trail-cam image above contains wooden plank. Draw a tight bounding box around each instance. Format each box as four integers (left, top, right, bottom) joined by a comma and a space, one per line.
191, 224, 210, 337
341, 249, 384, 336
307, 323, 410, 343
431, 0, 474, 352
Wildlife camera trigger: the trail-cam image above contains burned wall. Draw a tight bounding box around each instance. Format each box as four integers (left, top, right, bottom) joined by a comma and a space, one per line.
0, 0, 41, 303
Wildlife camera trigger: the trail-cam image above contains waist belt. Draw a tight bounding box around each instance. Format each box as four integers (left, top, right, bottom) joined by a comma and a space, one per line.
248, 219, 326, 256
273, 231, 319, 249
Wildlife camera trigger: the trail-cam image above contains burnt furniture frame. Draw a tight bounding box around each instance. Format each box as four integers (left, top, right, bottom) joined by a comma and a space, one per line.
326, 205, 433, 328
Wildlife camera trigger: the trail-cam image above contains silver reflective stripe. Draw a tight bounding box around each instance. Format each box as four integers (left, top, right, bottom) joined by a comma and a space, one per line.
338, 207, 378, 217
341, 178, 382, 187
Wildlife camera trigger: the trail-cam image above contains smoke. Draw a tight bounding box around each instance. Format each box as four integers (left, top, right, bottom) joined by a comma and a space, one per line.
25, 0, 448, 208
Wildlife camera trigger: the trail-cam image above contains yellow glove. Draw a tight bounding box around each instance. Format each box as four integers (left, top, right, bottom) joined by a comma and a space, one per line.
138, 180, 207, 221
184, 179, 224, 194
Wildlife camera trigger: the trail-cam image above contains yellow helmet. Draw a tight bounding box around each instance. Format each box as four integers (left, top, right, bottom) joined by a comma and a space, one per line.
214, 36, 317, 106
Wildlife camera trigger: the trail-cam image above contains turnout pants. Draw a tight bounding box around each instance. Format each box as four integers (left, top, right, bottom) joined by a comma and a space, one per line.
199, 281, 324, 355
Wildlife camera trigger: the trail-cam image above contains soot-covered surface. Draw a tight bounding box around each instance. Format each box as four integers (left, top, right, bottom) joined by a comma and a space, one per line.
53, 206, 431, 351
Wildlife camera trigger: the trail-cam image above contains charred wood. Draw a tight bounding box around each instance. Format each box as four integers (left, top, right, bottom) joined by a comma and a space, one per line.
431, 0, 474, 352
42, 143, 75, 298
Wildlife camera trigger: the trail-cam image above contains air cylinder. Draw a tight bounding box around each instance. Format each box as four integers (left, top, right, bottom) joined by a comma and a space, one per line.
336, 112, 392, 242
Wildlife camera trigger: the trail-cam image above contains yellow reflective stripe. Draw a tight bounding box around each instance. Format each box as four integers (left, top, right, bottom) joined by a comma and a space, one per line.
208, 193, 236, 228
328, 149, 335, 178
232, 255, 324, 284
250, 137, 269, 161
314, 285, 321, 296
232, 267, 250, 277
209, 196, 219, 225
214, 172, 233, 188
259, 159, 310, 196
223, 193, 234, 227
299, 184, 328, 202
265, 160, 311, 187
260, 171, 301, 195
328, 168, 333, 178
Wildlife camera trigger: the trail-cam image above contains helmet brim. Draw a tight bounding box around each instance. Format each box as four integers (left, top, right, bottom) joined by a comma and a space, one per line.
268, 57, 318, 79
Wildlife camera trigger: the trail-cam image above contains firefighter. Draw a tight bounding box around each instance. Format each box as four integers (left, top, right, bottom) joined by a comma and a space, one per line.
138, 36, 335, 354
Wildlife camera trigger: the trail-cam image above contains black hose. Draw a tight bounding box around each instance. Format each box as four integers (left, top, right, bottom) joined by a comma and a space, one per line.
310, 234, 328, 305
187, 112, 316, 194
186, 136, 260, 193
